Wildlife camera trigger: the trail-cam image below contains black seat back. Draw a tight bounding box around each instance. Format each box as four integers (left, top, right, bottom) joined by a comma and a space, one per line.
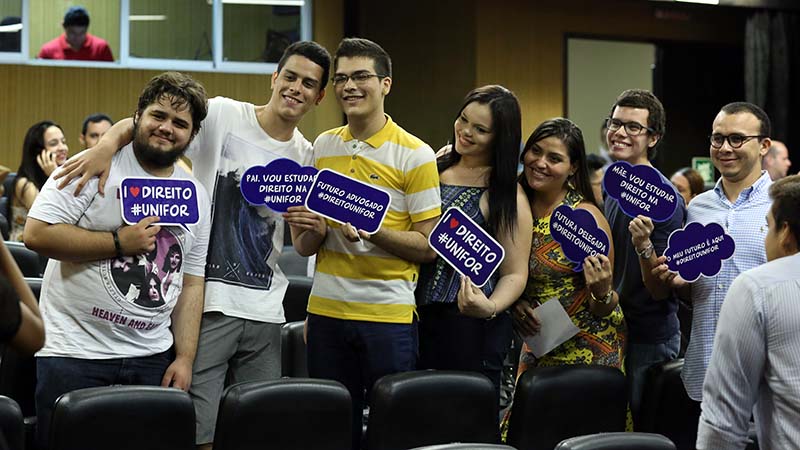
283, 275, 312, 322
639, 359, 700, 450
280, 321, 307, 377
366, 370, 499, 450
506, 365, 627, 450
4, 242, 45, 278
555, 432, 676, 450
49, 386, 195, 450
0, 396, 23, 450
213, 378, 351, 450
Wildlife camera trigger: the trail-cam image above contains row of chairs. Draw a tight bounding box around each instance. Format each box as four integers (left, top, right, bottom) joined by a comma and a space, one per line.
0, 373, 676, 450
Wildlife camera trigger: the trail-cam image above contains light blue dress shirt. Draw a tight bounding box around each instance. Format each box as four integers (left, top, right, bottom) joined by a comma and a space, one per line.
697, 252, 800, 450
681, 171, 772, 401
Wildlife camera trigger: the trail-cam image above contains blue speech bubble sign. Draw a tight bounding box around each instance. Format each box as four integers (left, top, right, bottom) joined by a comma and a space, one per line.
603, 161, 679, 222
428, 207, 505, 288
120, 177, 199, 230
664, 222, 735, 282
305, 169, 391, 234
549, 205, 610, 272
239, 158, 318, 213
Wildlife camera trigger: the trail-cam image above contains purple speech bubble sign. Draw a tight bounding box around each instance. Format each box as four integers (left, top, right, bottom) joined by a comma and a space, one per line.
305, 169, 391, 235
549, 204, 610, 272
602, 161, 679, 222
664, 222, 735, 282
120, 177, 199, 231
240, 158, 318, 213
428, 207, 505, 288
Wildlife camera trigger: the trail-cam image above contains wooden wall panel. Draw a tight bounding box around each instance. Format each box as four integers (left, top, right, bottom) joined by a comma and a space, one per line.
476, 0, 745, 140
0, 0, 343, 170
30, 0, 119, 59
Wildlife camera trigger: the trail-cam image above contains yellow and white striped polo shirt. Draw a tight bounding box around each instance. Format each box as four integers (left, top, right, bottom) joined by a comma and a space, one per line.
309, 115, 441, 324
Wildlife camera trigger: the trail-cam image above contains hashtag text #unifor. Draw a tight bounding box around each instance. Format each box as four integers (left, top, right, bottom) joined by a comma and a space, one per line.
131, 202, 191, 217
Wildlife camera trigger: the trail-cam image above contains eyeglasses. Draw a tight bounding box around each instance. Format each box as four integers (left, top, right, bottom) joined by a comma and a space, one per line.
709, 133, 766, 149
606, 118, 654, 136
331, 72, 383, 87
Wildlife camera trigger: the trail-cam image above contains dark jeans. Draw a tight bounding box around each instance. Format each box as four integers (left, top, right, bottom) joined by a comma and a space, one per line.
417, 302, 513, 401
306, 314, 418, 450
35, 349, 173, 449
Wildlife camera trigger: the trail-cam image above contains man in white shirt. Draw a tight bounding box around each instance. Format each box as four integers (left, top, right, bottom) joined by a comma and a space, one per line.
697, 174, 800, 450
24, 72, 212, 448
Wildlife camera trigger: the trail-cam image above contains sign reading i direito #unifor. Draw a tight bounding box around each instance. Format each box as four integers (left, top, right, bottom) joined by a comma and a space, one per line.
305, 169, 391, 235
428, 207, 505, 288
119, 177, 199, 231
602, 161, 679, 222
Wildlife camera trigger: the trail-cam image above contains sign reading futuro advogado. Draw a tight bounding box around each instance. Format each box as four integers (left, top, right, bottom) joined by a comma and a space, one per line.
305, 169, 391, 234
428, 207, 505, 287
120, 177, 199, 230
603, 161, 679, 221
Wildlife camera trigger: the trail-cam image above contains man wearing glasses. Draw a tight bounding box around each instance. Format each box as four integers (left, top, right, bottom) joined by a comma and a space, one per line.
288, 37, 441, 450
653, 102, 773, 410
603, 89, 686, 428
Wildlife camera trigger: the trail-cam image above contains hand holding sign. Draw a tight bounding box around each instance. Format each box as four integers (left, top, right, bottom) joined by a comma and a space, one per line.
305, 169, 391, 235
663, 222, 735, 282
240, 158, 317, 213
549, 205, 610, 272
120, 177, 199, 231
428, 207, 505, 287
603, 161, 679, 222
117, 216, 160, 255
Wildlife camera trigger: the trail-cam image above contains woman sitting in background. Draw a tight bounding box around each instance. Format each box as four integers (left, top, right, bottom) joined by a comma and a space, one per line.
670, 167, 705, 206
10, 121, 68, 241
502, 118, 627, 434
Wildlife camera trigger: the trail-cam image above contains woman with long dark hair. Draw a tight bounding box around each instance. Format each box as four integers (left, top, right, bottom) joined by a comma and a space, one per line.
501, 118, 627, 434
10, 121, 68, 241
416, 85, 533, 402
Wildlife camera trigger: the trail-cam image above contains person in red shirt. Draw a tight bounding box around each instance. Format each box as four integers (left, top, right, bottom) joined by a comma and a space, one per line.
37, 6, 113, 62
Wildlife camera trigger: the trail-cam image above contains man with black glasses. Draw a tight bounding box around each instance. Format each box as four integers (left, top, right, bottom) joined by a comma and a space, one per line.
603, 89, 686, 427
652, 102, 773, 409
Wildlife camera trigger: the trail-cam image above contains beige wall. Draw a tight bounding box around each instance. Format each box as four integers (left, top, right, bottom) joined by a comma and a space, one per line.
0, 0, 343, 171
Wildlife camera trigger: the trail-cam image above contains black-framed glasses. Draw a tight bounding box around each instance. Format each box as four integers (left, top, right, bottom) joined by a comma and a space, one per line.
606, 118, 654, 136
331, 72, 383, 87
709, 133, 766, 149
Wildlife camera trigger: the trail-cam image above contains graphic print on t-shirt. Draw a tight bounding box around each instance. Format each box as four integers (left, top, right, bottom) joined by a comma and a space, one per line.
205, 133, 282, 291
100, 227, 184, 314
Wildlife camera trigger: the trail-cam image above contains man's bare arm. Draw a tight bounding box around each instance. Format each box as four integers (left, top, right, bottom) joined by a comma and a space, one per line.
161, 274, 204, 391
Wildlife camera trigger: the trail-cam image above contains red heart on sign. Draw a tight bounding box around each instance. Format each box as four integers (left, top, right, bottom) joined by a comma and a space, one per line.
130, 186, 140, 197
449, 218, 459, 229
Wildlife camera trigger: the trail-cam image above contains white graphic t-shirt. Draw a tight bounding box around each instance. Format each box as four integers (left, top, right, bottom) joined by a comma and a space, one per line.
184, 96, 313, 323
29, 146, 211, 359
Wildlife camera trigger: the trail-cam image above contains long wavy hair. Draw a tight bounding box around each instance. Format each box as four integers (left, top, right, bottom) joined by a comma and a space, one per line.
17, 121, 62, 191
438, 85, 522, 237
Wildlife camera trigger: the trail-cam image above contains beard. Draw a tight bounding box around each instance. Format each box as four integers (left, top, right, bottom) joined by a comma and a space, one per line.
132, 121, 188, 169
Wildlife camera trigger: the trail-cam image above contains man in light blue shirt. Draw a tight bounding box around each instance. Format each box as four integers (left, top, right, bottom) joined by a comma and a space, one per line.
654, 102, 773, 403
697, 175, 800, 450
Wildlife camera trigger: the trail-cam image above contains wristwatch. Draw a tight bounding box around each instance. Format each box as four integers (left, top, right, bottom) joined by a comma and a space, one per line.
591, 290, 614, 305
636, 242, 654, 259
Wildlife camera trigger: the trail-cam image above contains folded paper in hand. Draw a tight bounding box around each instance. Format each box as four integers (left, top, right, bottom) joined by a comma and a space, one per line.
523, 298, 580, 358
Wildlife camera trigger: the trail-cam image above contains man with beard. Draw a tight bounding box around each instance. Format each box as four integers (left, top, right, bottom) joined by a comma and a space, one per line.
51, 41, 331, 449
23, 72, 211, 448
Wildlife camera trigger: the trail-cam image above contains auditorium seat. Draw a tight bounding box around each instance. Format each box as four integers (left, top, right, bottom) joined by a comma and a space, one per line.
0, 395, 23, 450
366, 370, 498, 450
49, 385, 195, 450
282, 275, 312, 323
4, 242, 46, 278
278, 245, 310, 278
554, 432, 676, 450
639, 358, 700, 450
505, 365, 627, 450
280, 320, 307, 377
409, 445, 516, 450
213, 378, 351, 450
